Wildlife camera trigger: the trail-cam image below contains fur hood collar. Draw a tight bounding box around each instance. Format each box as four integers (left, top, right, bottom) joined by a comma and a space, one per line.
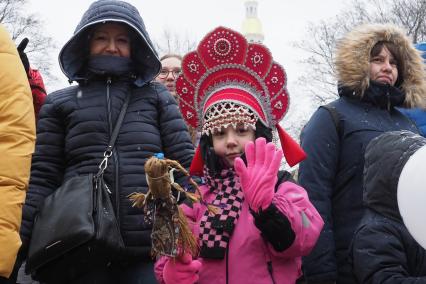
335, 24, 426, 108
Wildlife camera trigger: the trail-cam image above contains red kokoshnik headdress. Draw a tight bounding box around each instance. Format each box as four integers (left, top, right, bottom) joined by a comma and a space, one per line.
175, 26, 306, 175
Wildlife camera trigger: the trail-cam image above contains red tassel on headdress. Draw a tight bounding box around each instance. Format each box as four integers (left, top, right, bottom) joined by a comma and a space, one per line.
189, 146, 204, 176
276, 124, 307, 167
190, 125, 306, 176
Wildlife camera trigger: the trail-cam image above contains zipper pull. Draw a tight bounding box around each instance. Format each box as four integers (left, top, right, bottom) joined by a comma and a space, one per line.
387, 91, 391, 111
107, 76, 112, 85
385, 87, 391, 111
105, 183, 112, 194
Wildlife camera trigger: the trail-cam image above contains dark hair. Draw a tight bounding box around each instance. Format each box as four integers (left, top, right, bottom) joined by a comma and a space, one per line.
370, 41, 404, 86
200, 120, 272, 174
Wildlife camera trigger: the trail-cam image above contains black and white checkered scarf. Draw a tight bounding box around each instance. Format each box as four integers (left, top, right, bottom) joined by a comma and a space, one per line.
199, 167, 244, 259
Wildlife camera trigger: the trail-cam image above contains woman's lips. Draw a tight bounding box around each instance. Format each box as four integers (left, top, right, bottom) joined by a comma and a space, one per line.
377, 76, 392, 84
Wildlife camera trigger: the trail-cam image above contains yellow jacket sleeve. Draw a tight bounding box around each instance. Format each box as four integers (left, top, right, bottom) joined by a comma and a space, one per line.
0, 24, 35, 278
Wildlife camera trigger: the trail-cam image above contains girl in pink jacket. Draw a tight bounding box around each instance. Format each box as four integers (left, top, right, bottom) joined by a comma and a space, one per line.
154, 26, 323, 284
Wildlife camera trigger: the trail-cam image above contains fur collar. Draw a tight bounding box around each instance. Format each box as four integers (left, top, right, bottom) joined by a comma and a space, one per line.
335, 24, 426, 108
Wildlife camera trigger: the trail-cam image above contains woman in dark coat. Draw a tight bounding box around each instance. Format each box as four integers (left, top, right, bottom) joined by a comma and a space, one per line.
17, 0, 194, 283
351, 131, 426, 283
299, 24, 426, 284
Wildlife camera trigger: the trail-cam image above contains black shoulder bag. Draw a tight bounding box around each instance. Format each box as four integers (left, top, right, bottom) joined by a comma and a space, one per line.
26, 93, 131, 283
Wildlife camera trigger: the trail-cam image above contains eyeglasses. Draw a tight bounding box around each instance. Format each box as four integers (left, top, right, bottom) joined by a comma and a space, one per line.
158, 68, 181, 79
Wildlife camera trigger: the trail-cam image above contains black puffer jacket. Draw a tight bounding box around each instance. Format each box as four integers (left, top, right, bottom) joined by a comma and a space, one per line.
20, 0, 194, 261
350, 131, 426, 283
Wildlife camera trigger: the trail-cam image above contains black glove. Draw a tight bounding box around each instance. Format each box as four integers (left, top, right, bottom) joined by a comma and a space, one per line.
17, 37, 30, 74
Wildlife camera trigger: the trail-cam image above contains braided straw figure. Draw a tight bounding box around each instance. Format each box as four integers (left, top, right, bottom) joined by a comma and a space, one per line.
129, 155, 215, 258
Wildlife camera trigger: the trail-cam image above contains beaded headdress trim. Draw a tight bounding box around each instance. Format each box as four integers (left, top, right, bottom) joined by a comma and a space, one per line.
202, 101, 257, 136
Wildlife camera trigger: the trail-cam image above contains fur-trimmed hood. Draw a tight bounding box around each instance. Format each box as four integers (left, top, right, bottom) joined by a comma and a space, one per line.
335, 24, 426, 108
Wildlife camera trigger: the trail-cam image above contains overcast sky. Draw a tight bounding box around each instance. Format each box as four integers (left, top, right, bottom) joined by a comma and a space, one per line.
27, 0, 348, 88
26, 0, 350, 132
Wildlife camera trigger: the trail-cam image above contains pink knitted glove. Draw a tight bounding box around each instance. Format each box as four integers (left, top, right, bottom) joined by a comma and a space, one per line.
163, 253, 202, 284
234, 137, 283, 212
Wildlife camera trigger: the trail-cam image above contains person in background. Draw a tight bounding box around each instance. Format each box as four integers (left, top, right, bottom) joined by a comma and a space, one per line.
0, 24, 35, 283
350, 131, 426, 283
156, 54, 199, 146
399, 42, 426, 136
299, 24, 426, 284
154, 26, 323, 284
155, 54, 182, 99
14, 0, 194, 283
17, 38, 47, 121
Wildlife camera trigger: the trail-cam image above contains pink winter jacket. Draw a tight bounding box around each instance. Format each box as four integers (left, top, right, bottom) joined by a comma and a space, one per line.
155, 180, 324, 284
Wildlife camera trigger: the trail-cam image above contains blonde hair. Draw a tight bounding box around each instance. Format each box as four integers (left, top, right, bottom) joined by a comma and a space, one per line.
160, 53, 182, 62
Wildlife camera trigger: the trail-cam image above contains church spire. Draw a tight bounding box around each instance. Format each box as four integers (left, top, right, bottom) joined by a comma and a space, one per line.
242, 0, 264, 43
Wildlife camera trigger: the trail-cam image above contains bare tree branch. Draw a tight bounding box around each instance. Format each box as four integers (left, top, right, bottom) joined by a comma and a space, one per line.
0, 0, 57, 83
152, 28, 197, 57
295, 0, 426, 107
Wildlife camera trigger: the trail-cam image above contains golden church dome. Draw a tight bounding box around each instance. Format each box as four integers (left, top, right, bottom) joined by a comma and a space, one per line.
241, 0, 264, 43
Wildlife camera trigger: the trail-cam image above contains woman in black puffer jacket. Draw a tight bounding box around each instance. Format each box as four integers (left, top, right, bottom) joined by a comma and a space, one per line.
17, 0, 194, 283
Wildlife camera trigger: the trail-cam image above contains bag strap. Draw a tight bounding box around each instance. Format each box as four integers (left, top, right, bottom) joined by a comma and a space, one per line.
108, 93, 131, 151
98, 92, 131, 175
320, 104, 342, 138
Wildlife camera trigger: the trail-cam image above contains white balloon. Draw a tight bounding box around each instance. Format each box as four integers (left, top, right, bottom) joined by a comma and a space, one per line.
397, 145, 426, 249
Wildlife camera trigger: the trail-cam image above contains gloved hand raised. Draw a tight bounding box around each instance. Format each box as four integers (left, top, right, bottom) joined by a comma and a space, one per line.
234, 137, 283, 212
17, 37, 30, 74
163, 253, 202, 284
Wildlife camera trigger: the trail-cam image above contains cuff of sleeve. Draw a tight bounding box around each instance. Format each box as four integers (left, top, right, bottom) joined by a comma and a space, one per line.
252, 203, 296, 252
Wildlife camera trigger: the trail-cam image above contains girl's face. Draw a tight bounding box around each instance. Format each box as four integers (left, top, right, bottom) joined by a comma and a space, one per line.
90, 22, 131, 58
369, 46, 398, 86
212, 124, 255, 167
